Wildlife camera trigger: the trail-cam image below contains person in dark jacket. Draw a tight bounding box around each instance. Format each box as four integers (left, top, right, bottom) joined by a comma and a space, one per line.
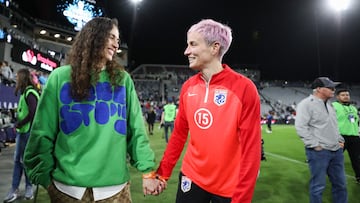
146, 106, 156, 135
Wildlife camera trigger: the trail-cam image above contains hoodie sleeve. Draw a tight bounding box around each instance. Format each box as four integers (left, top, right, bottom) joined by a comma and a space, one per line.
24, 70, 60, 188
124, 72, 156, 173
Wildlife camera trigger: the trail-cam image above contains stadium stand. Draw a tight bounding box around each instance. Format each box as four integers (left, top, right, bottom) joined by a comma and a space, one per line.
0, 0, 359, 133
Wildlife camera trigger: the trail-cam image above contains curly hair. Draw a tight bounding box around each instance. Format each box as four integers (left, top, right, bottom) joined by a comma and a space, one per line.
67, 17, 125, 101
14, 68, 38, 96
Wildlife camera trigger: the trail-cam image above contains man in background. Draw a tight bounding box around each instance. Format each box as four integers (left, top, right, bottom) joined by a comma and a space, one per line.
295, 77, 347, 203
266, 110, 274, 133
146, 106, 156, 135
333, 88, 360, 184
160, 99, 177, 143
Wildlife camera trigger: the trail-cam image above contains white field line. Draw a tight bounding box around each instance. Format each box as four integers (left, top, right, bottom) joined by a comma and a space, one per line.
265, 152, 354, 179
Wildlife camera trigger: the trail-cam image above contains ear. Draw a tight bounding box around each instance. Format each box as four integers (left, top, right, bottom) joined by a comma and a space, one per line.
211, 42, 221, 55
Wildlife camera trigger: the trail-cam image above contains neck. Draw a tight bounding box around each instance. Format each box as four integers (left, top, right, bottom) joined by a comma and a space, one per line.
201, 62, 223, 82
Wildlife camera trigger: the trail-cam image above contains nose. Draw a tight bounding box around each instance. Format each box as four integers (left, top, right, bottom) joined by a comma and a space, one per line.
184, 46, 190, 56
113, 42, 119, 50
109, 36, 120, 50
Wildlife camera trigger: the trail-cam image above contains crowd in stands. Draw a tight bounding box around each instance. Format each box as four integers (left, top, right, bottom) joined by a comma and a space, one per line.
0, 61, 16, 86
0, 61, 49, 90
135, 80, 161, 102
134, 69, 360, 128
0, 96, 17, 152
2, 62, 360, 131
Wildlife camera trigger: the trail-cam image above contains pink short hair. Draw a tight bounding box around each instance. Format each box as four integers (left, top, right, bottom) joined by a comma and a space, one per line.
188, 19, 232, 60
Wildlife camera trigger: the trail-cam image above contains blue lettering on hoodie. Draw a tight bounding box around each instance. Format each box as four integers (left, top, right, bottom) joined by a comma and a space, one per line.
59, 82, 127, 135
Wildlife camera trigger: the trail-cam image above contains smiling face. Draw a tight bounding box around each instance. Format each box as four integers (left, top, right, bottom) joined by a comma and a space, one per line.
184, 31, 218, 71
101, 25, 119, 66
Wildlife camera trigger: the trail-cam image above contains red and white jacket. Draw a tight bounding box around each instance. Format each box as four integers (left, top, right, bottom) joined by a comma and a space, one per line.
157, 64, 261, 203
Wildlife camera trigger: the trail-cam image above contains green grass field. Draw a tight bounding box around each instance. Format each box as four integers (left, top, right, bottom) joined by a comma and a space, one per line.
25, 124, 359, 203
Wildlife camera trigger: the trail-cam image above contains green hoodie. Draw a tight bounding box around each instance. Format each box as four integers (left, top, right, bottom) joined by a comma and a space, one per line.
24, 65, 155, 188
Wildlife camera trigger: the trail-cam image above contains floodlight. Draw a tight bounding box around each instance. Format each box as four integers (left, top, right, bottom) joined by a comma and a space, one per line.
130, 0, 143, 5
328, 0, 351, 12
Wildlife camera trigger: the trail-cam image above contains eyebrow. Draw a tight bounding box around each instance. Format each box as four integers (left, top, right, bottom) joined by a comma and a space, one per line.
110, 33, 119, 39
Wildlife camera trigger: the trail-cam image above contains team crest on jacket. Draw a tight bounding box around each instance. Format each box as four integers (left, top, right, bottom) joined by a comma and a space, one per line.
181, 175, 192, 193
214, 89, 227, 106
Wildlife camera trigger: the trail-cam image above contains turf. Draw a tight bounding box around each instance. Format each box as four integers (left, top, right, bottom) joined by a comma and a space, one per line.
22, 124, 359, 202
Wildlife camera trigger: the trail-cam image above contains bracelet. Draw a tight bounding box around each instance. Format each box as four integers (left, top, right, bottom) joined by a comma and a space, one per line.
142, 171, 156, 179
156, 175, 169, 182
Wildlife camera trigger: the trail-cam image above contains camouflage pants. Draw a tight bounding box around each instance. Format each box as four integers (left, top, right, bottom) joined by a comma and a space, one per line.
47, 182, 132, 203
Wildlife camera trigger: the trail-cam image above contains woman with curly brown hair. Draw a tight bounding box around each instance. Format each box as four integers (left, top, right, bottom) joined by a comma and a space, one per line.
23, 17, 165, 202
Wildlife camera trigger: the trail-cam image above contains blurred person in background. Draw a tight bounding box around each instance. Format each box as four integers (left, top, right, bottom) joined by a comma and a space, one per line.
1, 61, 15, 86
3, 68, 40, 202
160, 98, 177, 143
266, 110, 274, 133
145, 106, 156, 135
333, 88, 360, 184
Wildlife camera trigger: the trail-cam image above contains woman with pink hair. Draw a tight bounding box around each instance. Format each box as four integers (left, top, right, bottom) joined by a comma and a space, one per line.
156, 19, 261, 203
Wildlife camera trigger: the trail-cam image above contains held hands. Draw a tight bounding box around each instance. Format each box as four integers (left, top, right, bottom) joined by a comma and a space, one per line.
339, 142, 345, 148
142, 171, 168, 196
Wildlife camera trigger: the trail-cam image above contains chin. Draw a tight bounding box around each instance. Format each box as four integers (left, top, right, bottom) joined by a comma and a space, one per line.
189, 64, 201, 71
188, 63, 196, 69
106, 56, 113, 62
